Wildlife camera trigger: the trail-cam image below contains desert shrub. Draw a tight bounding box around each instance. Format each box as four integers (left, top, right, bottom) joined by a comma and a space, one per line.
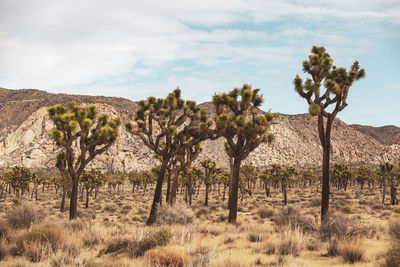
306, 237, 320, 251
134, 228, 172, 257
338, 238, 364, 264
0, 219, 10, 241
320, 214, 376, 240
246, 224, 268, 243
101, 238, 130, 255
196, 208, 209, 218
276, 228, 304, 256
326, 238, 339, 256
120, 205, 132, 215
145, 245, 190, 267
103, 204, 117, 213
257, 206, 275, 219
190, 245, 214, 266
0, 238, 8, 260
155, 204, 194, 225
5, 204, 46, 228
15, 224, 63, 257
383, 220, 400, 267
273, 206, 315, 233
264, 240, 276, 255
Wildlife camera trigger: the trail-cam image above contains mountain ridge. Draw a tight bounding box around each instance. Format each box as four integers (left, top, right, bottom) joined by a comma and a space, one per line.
1, 87, 399, 171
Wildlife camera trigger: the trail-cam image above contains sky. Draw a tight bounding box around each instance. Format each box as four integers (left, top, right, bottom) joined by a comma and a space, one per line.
1, 0, 399, 126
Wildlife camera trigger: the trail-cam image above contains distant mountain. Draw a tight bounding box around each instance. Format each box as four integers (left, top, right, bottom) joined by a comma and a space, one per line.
0, 87, 399, 171
351, 124, 400, 146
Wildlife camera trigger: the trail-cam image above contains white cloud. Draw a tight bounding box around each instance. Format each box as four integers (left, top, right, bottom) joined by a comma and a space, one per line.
0, 0, 399, 94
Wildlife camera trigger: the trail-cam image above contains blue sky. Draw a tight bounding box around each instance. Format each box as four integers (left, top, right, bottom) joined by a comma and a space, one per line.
1, 0, 399, 126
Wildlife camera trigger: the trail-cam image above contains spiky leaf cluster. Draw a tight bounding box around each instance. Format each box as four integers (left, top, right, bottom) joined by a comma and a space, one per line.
212, 84, 273, 160
126, 88, 217, 162
47, 102, 120, 178
294, 46, 365, 117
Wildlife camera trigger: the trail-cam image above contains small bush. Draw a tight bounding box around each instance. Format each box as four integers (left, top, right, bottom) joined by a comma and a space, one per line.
0, 238, 9, 260
134, 228, 172, 257
338, 238, 364, 264
16, 224, 63, 253
326, 238, 339, 257
320, 214, 376, 240
0, 219, 10, 241
155, 204, 194, 225
145, 245, 190, 267
273, 206, 315, 233
120, 205, 132, 215
276, 228, 304, 256
101, 238, 130, 255
103, 204, 117, 213
5, 204, 46, 228
306, 237, 320, 251
196, 208, 208, 218
257, 206, 275, 219
383, 220, 400, 267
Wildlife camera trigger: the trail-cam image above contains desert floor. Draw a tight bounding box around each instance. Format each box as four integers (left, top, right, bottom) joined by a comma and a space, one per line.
0, 184, 398, 267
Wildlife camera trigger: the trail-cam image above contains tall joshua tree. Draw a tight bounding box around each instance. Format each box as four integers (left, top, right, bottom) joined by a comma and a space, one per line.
126, 88, 218, 225
48, 101, 120, 219
294, 46, 365, 222
213, 84, 273, 223
200, 158, 218, 206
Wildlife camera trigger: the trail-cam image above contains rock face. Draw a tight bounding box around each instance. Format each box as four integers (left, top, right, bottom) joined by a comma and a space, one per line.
0, 88, 399, 171
351, 124, 400, 146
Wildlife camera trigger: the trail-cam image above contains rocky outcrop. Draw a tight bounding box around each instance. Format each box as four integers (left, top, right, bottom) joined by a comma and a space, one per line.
351, 124, 400, 146
0, 88, 399, 171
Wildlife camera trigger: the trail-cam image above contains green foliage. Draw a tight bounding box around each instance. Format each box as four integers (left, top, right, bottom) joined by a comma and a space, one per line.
294, 46, 365, 117
213, 84, 273, 160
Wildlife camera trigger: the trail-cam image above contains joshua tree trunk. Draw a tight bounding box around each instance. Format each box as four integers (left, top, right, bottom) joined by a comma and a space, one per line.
166, 171, 171, 203
382, 177, 387, 204
228, 158, 241, 223
168, 169, 180, 205
69, 175, 79, 220
147, 162, 167, 225
282, 183, 287, 205
85, 187, 90, 208
319, 115, 333, 223
60, 187, 66, 212
390, 183, 398, 205
204, 184, 209, 206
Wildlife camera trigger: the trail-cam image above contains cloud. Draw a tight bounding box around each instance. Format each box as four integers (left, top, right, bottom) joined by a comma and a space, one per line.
0, 0, 399, 94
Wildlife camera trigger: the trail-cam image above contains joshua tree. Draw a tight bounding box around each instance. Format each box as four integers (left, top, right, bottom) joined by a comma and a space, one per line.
47, 102, 120, 219
200, 158, 218, 206
213, 84, 273, 223
8, 166, 33, 199
294, 46, 365, 222
380, 162, 396, 205
126, 88, 218, 225
81, 168, 104, 208
330, 163, 352, 190
169, 144, 202, 205
240, 164, 258, 196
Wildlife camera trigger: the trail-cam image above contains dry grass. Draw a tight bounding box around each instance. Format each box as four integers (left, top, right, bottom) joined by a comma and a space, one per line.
338, 238, 365, 264
0, 184, 396, 266
145, 245, 190, 267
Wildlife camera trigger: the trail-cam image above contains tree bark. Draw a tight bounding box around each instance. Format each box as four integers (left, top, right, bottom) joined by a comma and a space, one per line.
204, 184, 209, 206
69, 176, 78, 220
146, 162, 167, 225
228, 158, 241, 223
321, 143, 331, 222
60, 186, 66, 212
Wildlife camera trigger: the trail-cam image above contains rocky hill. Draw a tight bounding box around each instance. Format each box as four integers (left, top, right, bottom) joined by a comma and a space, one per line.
0, 88, 399, 171
350, 124, 400, 146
